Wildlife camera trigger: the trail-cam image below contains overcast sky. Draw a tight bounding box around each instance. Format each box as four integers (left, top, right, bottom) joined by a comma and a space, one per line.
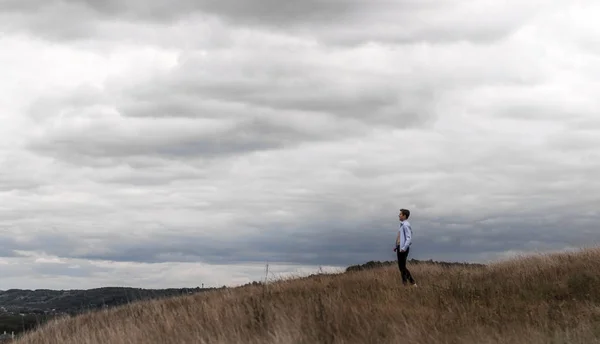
1, 0, 599, 290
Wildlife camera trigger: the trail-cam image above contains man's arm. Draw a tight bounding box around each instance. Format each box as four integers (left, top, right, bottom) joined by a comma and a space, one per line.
396, 230, 400, 247
400, 224, 412, 251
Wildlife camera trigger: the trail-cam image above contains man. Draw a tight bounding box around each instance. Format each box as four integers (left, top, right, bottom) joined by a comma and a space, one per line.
394, 208, 416, 286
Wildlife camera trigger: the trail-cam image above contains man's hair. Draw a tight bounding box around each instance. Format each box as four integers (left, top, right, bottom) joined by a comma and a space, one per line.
400, 208, 410, 219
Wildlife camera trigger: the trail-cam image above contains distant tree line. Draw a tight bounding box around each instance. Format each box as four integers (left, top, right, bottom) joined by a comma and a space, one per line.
0, 314, 54, 335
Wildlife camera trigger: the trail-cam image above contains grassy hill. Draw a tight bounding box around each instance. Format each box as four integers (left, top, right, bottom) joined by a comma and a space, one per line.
14, 247, 600, 344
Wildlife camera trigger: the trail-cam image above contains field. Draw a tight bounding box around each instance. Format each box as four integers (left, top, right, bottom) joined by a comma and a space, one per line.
15, 247, 600, 344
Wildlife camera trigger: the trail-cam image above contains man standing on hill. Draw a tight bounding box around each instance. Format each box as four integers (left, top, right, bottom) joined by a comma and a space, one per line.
395, 208, 417, 286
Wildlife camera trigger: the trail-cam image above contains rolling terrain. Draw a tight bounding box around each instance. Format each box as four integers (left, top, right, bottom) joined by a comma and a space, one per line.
0, 287, 215, 336
13, 248, 600, 343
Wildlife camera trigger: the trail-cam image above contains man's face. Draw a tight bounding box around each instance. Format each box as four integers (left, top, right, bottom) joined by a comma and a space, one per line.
398, 211, 405, 221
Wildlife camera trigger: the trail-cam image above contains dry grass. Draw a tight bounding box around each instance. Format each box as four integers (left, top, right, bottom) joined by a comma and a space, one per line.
15, 247, 600, 344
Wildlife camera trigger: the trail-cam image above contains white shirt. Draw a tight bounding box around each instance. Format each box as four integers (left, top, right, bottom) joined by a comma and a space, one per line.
398, 220, 413, 251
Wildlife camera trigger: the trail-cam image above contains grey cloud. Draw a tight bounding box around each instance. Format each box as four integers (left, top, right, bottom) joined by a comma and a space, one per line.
122, 50, 412, 121
0, 254, 110, 282
94, 164, 203, 186
0, 2, 100, 40
0, 0, 45, 11
0, 0, 535, 44
25, 41, 438, 165
27, 213, 598, 268
0, 233, 81, 259
291, 1, 540, 45
0, 0, 368, 29
120, 79, 435, 130
0, 153, 47, 192
0, 174, 40, 192
76, 0, 359, 24
31, 263, 98, 278
4, 233, 82, 257
545, 129, 600, 152
3, 0, 600, 291
26, 113, 323, 164
0, 239, 20, 258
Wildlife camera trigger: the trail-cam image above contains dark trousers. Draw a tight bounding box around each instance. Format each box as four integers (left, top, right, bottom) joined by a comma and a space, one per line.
397, 246, 415, 285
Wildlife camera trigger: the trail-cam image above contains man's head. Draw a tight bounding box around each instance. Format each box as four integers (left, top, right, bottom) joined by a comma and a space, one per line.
399, 208, 410, 221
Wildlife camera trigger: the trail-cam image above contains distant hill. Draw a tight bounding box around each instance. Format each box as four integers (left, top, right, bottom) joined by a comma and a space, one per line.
0, 287, 214, 315
0, 286, 217, 336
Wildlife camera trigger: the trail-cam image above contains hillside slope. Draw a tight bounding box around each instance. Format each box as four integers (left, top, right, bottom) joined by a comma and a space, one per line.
15, 247, 600, 344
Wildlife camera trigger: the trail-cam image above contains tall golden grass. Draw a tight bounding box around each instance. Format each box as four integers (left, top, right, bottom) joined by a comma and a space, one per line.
15, 247, 600, 344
